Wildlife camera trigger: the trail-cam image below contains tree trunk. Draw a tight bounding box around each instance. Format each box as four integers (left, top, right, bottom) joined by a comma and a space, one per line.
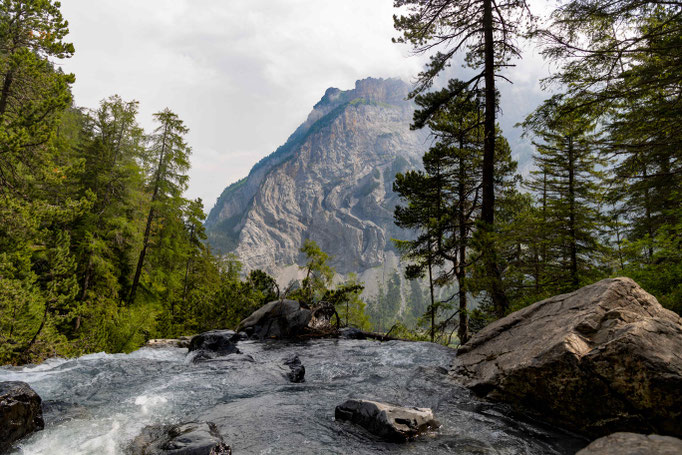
481, 0, 509, 318
0, 68, 15, 120
427, 241, 436, 343
128, 126, 168, 304
643, 166, 654, 261
457, 136, 469, 344
567, 136, 579, 289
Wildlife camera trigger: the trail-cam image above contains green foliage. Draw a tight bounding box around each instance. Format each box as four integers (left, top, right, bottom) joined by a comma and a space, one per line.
328, 274, 371, 330
393, 81, 519, 342
0, 1, 297, 364
366, 271, 403, 332
289, 240, 371, 328
294, 239, 335, 306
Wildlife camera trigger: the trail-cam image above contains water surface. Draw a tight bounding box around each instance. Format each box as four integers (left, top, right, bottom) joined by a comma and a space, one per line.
0, 339, 587, 454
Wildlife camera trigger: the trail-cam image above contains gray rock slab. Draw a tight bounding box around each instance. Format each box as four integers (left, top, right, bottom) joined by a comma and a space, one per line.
451, 277, 682, 437
577, 432, 682, 455
335, 399, 440, 442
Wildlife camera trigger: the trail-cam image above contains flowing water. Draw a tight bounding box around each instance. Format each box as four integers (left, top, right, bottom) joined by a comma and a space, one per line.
0, 339, 587, 454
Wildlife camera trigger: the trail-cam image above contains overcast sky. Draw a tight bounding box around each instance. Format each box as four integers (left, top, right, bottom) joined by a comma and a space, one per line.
58, 0, 553, 212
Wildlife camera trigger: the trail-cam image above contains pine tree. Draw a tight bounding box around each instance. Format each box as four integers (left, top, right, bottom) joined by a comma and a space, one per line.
394, 0, 532, 316
0, 0, 75, 192
522, 98, 608, 292
128, 109, 190, 305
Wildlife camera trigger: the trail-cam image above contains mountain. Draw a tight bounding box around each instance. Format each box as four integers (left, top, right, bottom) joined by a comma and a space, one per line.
205, 77, 428, 292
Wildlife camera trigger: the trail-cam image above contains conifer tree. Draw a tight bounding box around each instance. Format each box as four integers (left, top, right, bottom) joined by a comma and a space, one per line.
0, 0, 75, 191
128, 109, 190, 305
394, 0, 532, 316
522, 98, 608, 291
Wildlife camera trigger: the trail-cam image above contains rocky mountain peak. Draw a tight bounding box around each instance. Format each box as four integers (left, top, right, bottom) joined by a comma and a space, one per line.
206, 77, 427, 290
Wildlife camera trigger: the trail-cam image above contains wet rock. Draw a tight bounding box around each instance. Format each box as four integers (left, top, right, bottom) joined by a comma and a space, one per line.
339, 327, 367, 340
145, 337, 192, 349
131, 421, 231, 455
451, 277, 682, 437
188, 330, 241, 362
236, 299, 311, 339
576, 432, 682, 455
41, 400, 90, 425
0, 381, 44, 452
334, 399, 440, 442
283, 354, 305, 383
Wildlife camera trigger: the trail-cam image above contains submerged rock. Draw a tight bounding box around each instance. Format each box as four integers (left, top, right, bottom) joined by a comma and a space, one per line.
283, 354, 305, 383
334, 399, 440, 442
451, 277, 682, 437
576, 432, 682, 455
0, 381, 44, 452
236, 299, 311, 339
131, 421, 231, 455
188, 330, 241, 362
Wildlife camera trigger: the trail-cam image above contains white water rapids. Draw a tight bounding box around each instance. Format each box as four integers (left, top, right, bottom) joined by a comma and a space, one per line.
0, 339, 587, 454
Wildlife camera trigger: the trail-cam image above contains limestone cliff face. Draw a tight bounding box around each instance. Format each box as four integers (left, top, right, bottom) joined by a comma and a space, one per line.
206, 78, 427, 283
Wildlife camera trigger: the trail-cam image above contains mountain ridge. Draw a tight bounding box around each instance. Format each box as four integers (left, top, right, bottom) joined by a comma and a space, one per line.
206, 77, 429, 290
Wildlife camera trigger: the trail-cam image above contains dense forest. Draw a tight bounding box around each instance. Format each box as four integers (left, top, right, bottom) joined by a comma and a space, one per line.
390, 0, 682, 344
0, 0, 680, 364
0, 0, 299, 364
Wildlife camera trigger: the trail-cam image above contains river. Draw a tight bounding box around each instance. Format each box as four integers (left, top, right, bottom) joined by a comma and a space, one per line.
0, 339, 587, 454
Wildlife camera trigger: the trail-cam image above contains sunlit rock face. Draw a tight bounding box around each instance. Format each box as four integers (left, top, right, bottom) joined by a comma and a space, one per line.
206, 77, 427, 284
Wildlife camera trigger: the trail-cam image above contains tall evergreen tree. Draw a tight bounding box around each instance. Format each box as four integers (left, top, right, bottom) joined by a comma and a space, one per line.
128, 109, 190, 305
0, 0, 75, 191
394, 0, 532, 316
522, 98, 608, 292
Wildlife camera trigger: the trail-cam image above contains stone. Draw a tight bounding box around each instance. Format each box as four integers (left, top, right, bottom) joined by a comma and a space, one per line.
131, 421, 231, 455
576, 432, 682, 455
188, 330, 240, 362
334, 399, 440, 442
339, 327, 367, 340
236, 300, 311, 339
283, 354, 305, 383
451, 277, 682, 437
144, 337, 191, 349
0, 381, 44, 452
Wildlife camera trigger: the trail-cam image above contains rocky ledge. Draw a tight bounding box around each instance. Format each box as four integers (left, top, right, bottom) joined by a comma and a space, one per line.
236, 299, 311, 339
451, 277, 682, 437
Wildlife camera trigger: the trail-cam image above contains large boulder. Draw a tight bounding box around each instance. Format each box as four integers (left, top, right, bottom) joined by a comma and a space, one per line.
0, 381, 44, 452
576, 432, 682, 455
451, 277, 682, 437
334, 399, 440, 442
236, 299, 311, 339
131, 421, 231, 455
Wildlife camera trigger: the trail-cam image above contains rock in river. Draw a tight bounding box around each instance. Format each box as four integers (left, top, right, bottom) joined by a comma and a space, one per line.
144, 337, 192, 349
131, 421, 231, 455
576, 432, 682, 455
236, 299, 311, 339
451, 277, 682, 437
0, 381, 44, 452
188, 330, 241, 362
334, 399, 440, 442
283, 354, 305, 383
